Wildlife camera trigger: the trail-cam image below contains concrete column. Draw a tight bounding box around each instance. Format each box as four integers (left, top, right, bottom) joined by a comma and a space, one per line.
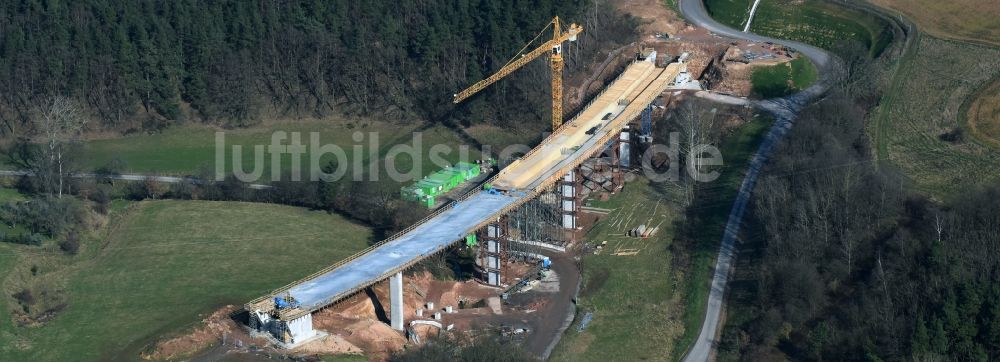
561, 170, 578, 230
619, 129, 631, 168
478, 217, 507, 286
389, 272, 404, 331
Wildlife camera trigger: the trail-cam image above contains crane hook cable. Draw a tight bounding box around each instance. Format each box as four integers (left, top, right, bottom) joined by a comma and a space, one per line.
499, 19, 555, 70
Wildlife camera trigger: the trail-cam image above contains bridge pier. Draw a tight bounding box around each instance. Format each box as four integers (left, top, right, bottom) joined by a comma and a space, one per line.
619, 127, 632, 169
611, 129, 628, 190
560, 169, 581, 235
478, 217, 508, 286
390, 271, 404, 331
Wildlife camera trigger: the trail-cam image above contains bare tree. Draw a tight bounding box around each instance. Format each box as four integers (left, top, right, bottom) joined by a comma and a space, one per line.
934, 212, 944, 243
35, 97, 87, 198
665, 99, 719, 204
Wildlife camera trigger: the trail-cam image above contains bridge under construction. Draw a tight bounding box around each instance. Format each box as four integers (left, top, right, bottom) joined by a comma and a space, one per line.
245, 55, 685, 346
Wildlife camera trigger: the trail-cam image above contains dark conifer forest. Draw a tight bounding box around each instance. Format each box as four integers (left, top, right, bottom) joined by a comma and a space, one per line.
0, 0, 636, 134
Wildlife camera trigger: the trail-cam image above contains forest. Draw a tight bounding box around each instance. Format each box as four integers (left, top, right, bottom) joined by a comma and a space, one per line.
714, 43, 1000, 360
0, 0, 643, 250
0, 0, 636, 135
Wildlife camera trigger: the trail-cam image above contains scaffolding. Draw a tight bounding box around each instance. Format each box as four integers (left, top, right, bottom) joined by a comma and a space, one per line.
641, 104, 653, 137
507, 189, 563, 259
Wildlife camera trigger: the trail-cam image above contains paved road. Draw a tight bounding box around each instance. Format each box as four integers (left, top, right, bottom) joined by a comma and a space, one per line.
681, 0, 833, 71
0, 170, 272, 189
743, 0, 762, 32
677, 0, 836, 360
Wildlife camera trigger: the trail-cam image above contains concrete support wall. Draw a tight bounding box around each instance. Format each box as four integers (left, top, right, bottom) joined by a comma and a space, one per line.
390, 272, 404, 331
285, 313, 316, 344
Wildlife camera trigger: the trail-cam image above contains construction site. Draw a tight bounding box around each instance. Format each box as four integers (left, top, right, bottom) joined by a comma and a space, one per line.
192, 7, 809, 360
234, 12, 678, 349
19, 0, 995, 360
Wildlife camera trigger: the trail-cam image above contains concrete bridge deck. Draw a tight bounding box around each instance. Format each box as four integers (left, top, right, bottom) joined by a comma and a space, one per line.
287, 191, 521, 311
248, 60, 683, 322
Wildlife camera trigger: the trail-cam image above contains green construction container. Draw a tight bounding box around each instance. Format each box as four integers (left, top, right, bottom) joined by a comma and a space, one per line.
452, 162, 480, 179
423, 195, 435, 208
416, 179, 444, 196
401, 161, 486, 206
442, 170, 464, 188
428, 171, 460, 191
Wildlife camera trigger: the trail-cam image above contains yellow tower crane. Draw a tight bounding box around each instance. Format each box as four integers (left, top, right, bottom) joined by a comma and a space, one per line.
453, 16, 582, 131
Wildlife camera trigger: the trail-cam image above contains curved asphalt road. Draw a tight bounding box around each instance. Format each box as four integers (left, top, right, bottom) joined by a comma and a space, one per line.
677, 0, 837, 360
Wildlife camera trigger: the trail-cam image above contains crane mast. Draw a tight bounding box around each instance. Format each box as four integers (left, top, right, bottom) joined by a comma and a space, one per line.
550, 18, 566, 132
453, 16, 582, 131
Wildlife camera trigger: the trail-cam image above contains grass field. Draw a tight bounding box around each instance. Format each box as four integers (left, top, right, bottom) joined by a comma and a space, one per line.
465, 124, 545, 159
551, 179, 683, 361
873, 35, 1000, 196
0, 200, 372, 361
0, 187, 26, 203
79, 119, 403, 176
550, 113, 772, 361
705, 0, 893, 55
0, 243, 19, 356
870, 0, 999, 46
750, 57, 818, 98
5, 119, 482, 183
967, 80, 1000, 148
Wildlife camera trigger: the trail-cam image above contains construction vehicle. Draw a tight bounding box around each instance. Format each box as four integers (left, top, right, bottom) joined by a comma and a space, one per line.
273, 295, 299, 310
453, 16, 582, 132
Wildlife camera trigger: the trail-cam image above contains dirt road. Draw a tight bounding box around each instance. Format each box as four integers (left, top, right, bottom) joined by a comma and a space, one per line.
498, 251, 581, 359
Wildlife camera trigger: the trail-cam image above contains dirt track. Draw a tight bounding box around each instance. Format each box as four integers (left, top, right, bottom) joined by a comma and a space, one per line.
517, 252, 581, 357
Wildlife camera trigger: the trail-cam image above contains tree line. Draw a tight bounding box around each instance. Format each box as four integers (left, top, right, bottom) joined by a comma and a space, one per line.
715, 42, 1000, 360
0, 0, 637, 135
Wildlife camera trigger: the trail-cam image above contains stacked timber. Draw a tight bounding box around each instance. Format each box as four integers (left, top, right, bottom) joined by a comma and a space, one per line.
627, 224, 660, 238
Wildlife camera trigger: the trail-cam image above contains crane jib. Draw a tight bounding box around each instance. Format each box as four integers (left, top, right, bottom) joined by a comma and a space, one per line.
451, 16, 582, 132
